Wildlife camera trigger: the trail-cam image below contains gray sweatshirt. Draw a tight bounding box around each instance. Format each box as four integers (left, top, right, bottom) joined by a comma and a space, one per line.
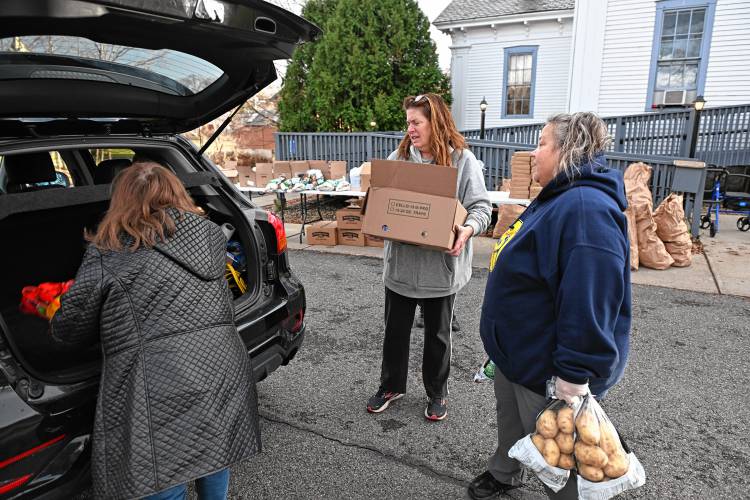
383, 146, 491, 298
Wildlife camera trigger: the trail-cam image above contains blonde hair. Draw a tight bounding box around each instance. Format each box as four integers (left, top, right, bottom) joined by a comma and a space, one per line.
398, 93, 466, 166
546, 112, 611, 178
88, 161, 203, 251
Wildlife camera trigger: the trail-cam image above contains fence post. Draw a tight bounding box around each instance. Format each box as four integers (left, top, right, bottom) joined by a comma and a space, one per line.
367, 133, 373, 162
274, 133, 282, 160
306, 134, 313, 160
614, 116, 626, 153
681, 109, 697, 158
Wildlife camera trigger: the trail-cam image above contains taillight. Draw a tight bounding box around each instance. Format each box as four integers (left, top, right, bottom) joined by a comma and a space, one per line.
0, 434, 66, 494
267, 211, 287, 253
283, 309, 304, 334
0, 474, 32, 495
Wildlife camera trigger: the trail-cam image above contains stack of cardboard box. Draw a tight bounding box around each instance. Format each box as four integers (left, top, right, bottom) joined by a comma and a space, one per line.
306, 200, 382, 248
235, 159, 349, 188
492, 152, 542, 237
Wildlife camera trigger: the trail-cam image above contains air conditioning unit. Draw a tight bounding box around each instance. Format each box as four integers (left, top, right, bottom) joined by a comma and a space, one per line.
663, 90, 687, 105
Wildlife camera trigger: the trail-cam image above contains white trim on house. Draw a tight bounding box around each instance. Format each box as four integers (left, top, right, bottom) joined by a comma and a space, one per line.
434, 9, 574, 31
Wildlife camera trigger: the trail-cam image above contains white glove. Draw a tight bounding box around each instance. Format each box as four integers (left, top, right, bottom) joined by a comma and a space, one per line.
554, 376, 589, 406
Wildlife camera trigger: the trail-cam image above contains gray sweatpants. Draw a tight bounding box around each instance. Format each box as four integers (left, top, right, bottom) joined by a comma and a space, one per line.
488, 371, 578, 499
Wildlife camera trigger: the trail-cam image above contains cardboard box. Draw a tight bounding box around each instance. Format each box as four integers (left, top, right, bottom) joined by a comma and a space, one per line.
306, 221, 337, 246
254, 163, 274, 187
365, 234, 384, 247
220, 168, 239, 184
308, 160, 328, 175
290, 160, 309, 178
359, 162, 371, 192
336, 207, 364, 229
272, 161, 292, 179
337, 228, 366, 246
237, 165, 256, 186
328, 161, 347, 180
361, 159, 467, 250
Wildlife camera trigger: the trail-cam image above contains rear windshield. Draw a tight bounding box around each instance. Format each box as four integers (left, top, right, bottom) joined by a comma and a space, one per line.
0, 36, 224, 95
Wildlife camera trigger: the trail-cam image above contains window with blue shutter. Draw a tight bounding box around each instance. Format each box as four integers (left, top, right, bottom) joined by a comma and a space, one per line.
502, 46, 538, 118
646, 0, 717, 109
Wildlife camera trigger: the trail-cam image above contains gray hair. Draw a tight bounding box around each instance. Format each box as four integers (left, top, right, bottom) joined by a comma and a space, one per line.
546, 112, 611, 178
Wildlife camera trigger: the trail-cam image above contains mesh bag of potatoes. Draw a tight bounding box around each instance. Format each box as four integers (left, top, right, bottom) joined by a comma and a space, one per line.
508, 399, 573, 492
574, 394, 646, 499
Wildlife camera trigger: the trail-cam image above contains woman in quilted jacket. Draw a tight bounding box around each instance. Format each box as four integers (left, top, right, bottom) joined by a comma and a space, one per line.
51, 161, 260, 500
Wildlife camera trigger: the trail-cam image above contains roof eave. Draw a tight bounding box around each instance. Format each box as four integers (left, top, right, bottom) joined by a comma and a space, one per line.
433, 9, 574, 31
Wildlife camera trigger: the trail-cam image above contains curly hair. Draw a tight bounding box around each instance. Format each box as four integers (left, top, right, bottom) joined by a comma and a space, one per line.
397, 93, 466, 166
546, 112, 611, 178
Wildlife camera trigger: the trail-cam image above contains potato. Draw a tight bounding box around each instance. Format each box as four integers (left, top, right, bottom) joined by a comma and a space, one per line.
536, 410, 558, 439
543, 438, 560, 467
558, 453, 575, 470
576, 411, 601, 445
604, 452, 630, 479
532, 433, 545, 453
557, 407, 575, 433
599, 420, 622, 456
555, 432, 574, 454
574, 441, 609, 468
578, 463, 605, 482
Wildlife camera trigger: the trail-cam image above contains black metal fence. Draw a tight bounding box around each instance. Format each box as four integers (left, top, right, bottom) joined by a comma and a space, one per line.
460, 104, 750, 168
274, 133, 705, 235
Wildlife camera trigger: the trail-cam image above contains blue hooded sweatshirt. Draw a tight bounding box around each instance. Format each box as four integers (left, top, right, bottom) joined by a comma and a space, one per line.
480, 154, 631, 397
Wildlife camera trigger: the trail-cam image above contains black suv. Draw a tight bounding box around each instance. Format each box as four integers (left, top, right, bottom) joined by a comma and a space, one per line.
0, 1, 318, 497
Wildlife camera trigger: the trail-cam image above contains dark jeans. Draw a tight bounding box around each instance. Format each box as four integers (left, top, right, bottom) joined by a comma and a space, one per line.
379, 287, 455, 399
142, 468, 230, 500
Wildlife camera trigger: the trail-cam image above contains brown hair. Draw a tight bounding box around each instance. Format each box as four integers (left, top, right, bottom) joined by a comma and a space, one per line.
88, 161, 203, 251
397, 93, 467, 167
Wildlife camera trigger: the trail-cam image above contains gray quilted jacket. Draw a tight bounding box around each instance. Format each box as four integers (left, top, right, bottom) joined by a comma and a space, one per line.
51, 211, 260, 499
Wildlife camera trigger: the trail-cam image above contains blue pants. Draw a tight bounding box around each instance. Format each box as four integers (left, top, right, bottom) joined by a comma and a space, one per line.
143, 468, 230, 500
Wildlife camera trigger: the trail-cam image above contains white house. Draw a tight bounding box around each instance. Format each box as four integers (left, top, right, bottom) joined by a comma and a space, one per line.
434, 0, 750, 130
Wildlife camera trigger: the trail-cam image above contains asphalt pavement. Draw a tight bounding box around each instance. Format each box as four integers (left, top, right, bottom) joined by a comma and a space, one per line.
223, 251, 750, 499
74, 250, 750, 499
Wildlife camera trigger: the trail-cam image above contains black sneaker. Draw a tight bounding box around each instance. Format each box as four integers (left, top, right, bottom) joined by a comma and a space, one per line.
451, 314, 461, 332
467, 471, 519, 499
367, 388, 403, 413
414, 304, 424, 328
424, 397, 447, 421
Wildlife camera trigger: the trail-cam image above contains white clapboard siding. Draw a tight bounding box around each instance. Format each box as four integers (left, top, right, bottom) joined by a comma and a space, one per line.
598, 0, 750, 115
597, 0, 657, 116
450, 18, 573, 129
703, 0, 750, 105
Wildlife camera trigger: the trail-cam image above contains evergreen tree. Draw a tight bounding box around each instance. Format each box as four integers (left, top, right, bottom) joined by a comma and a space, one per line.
279, 0, 449, 132
277, 0, 338, 131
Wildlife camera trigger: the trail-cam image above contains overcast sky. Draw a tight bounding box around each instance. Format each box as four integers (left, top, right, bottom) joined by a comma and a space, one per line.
264, 0, 453, 91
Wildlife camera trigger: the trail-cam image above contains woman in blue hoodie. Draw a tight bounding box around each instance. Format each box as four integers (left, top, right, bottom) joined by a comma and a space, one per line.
468, 113, 631, 500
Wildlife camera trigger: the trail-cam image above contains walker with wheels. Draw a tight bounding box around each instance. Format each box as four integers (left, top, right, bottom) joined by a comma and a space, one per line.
700, 168, 750, 237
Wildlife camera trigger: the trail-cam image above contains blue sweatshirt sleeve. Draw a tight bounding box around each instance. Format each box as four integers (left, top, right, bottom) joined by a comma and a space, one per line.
552, 243, 626, 385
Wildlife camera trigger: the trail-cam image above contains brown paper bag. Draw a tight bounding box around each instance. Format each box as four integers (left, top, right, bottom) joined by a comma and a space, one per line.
625, 205, 639, 271
624, 163, 653, 212
635, 204, 674, 269
654, 193, 692, 267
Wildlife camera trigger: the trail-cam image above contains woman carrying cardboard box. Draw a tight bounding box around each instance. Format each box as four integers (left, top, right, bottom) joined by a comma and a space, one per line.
366, 93, 491, 421
467, 113, 631, 499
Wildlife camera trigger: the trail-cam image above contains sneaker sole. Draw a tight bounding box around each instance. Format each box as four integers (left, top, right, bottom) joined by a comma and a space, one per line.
367, 393, 403, 413
424, 407, 447, 421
